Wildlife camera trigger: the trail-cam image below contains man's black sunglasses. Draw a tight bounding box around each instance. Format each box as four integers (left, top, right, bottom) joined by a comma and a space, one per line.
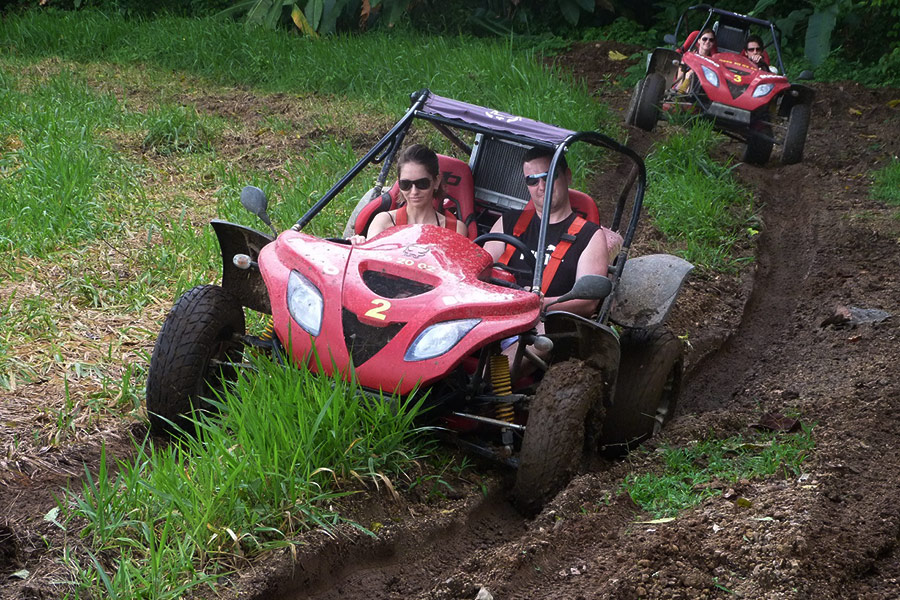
524, 172, 549, 187
398, 177, 432, 191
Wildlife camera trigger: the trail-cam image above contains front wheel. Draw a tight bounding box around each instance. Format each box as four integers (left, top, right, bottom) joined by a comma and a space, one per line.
624, 79, 642, 126
781, 103, 811, 165
633, 73, 666, 132
743, 124, 774, 166
146, 285, 246, 435
601, 328, 682, 456
513, 360, 603, 515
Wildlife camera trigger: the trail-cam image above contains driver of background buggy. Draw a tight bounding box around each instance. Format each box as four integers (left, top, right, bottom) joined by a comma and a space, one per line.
483, 146, 610, 318
348, 143, 468, 244
743, 35, 777, 73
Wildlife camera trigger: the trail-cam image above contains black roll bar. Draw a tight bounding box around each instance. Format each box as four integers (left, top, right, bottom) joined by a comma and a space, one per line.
292, 90, 430, 231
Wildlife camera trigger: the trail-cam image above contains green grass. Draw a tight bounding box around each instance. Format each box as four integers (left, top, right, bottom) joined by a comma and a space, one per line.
643, 121, 756, 270
621, 426, 815, 519
871, 158, 900, 205
61, 355, 431, 599
0, 10, 608, 134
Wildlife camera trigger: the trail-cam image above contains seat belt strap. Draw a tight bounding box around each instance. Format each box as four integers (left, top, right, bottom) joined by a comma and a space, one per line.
540, 216, 587, 294
498, 206, 536, 264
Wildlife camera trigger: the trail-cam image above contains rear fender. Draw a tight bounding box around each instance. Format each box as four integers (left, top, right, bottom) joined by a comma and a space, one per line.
648, 47, 681, 82
211, 220, 274, 314
544, 312, 620, 405
609, 254, 694, 329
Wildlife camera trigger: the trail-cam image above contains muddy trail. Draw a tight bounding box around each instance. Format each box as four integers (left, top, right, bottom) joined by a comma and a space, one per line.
2, 44, 899, 600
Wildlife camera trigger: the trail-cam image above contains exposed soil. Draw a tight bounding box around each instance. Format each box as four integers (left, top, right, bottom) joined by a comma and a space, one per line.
3, 41, 900, 599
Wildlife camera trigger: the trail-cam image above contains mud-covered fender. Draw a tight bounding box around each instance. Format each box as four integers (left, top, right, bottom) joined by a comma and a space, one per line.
778, 84, 815, 116
210, 219, 274, 314
648, 47, 681, 82
609, 254, 694, 329
544, 312, 620, 406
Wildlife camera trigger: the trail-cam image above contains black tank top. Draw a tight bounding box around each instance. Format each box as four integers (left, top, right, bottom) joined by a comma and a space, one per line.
501, 211, 600, 297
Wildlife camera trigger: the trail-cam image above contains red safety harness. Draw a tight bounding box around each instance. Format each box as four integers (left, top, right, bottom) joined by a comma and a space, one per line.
395, 205, 458, 231
498, 205, 587, 294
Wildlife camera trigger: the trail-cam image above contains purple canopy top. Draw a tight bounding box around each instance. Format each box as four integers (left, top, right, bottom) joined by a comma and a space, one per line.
420, 92, 576, 146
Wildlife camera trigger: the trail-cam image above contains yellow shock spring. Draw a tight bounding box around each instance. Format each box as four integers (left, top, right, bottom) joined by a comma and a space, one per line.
260, 319, 275, 342
490, 355, 514, 423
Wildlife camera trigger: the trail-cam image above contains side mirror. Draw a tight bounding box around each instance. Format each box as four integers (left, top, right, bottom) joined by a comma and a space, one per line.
796, 70, 814, 81
544, 275, 612, 310
663, 33, 676, 46
240, 186, 277, 236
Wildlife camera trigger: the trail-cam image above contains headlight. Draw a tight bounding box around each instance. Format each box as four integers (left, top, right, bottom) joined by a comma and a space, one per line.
287, 270, 323, 336
701, 66, 719, 87
404, 318, 480, 362
753, 83, 774, 98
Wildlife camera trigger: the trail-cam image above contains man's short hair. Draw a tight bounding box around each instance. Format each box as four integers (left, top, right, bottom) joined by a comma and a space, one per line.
523, 146, 568, 172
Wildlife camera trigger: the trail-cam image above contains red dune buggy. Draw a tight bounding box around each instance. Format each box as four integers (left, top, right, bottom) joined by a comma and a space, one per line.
626, 4, 815, 165
146, 89, 694, 512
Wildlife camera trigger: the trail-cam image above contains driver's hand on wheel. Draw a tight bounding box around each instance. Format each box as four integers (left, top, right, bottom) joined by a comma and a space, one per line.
348, 234, 366, 245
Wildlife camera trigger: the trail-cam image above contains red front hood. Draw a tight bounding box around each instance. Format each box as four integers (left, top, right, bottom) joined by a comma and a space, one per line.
259, 225, 541, 394
684, 51, 790, 112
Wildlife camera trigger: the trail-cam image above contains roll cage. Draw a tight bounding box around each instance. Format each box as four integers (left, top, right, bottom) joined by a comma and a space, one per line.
672, 4, 787, 75
292, 88, 646, 324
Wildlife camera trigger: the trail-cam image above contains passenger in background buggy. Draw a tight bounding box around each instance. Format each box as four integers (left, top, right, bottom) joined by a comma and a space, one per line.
672, 28, 717, 92
348, 143, 468, 244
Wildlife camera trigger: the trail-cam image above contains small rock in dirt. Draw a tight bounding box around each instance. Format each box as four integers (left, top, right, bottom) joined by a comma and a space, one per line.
820, 305, 891, 328
475, 587, 493, 600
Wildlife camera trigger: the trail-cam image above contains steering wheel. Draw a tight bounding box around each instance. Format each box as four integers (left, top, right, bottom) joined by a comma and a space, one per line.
472, 232, 537, 289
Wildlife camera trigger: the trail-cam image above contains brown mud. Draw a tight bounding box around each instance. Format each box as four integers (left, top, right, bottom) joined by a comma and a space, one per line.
2, 42, 900, 599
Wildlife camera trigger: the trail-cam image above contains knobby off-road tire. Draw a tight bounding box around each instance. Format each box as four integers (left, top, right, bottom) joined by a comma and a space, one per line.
624, 79, 642, 126
781, 102, 811, 165
743, 124, 774, 165
513, 360, 603, 515
146, 285, 246, 435
633, 73, 666, 132
601, 328, 682, 456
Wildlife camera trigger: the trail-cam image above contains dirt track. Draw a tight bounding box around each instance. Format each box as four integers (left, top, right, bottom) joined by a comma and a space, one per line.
227, 51, 900, 600
2, 45, 899, 600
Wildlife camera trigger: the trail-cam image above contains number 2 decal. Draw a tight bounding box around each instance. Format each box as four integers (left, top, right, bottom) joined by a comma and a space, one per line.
364, 299, 391, 320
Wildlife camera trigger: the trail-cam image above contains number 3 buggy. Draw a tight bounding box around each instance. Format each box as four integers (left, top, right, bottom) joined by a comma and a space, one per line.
626, 4, 815, 165
146, 89, 694, 513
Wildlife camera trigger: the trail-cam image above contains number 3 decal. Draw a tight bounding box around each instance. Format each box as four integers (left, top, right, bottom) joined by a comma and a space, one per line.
733, 74, 742, 83
364, 299, 391, 320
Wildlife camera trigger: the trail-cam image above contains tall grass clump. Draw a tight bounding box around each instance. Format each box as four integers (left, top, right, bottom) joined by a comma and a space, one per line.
644, 121, 755, 270
0, 67, 141, 256
621, 427, 815, 518
142, 104, 217, 155
871, 158, 900, 205
63, 356, 430, 599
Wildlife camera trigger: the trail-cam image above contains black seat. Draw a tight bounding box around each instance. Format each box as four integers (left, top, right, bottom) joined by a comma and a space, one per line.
714, 21, 748, 53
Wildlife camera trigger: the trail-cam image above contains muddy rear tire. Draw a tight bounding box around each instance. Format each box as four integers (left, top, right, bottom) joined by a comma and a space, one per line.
146, 285, 245, 435
633, 73, 665, 132
601, 328, 682, 456
513, 360, 603, 515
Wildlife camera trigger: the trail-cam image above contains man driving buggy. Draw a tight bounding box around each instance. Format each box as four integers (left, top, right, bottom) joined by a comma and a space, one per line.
483, 146, 611, 318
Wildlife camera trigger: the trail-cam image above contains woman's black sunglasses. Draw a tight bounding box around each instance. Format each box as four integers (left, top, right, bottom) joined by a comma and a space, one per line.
398, 177, 432, 191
